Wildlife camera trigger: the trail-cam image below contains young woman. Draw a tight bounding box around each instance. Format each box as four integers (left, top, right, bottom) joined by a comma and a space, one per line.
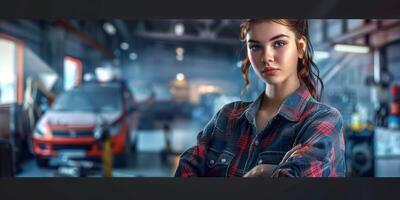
174, 19, 346, 177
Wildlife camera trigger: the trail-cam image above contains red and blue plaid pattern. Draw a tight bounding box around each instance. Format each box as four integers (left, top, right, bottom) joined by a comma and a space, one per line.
175, 84, 346, 177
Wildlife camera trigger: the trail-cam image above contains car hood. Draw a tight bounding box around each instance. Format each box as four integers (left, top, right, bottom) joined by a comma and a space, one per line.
43, 110, 122, 127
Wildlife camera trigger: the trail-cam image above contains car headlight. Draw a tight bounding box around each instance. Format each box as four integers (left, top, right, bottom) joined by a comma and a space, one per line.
34, 121, 50, 137
94, 126, 103, 139
93, 124, 121, 139
109, 124, 121, 136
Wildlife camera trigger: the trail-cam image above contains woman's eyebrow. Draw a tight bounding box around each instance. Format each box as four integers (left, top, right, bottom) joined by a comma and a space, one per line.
247, 39, 260, 44
247, 34, 289, 43
269, 34, 289, 41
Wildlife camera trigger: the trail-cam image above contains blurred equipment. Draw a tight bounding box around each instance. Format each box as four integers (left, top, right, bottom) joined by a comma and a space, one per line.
371, 49, 392, 128
351, 111, 362, 132
346, 129, 375, 177
94, 124, 113, 177
351, 104, 370, 132
388, 83, 400, 129
161, 123, 172, 165
171, 74, 190, 102
55, 158, 100, 177
374, 101, 389, 128
23, 76, 56, 132
0, 139, 15, 177
374, 127, 400, 177
101, 133, 113, 177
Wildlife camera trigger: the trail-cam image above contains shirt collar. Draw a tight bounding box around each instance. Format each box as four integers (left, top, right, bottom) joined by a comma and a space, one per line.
244, 84, 311, 124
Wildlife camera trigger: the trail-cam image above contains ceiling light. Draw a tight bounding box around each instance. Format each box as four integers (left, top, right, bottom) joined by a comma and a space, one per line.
174, 23, 185, 36
129, 52, 138, 60
333, 44, 370, 54
176, 73, 185, 81
120, 42, 130, 51
176, 47, 184, 56
313, 51, 330, 61
103, 22, 116, 35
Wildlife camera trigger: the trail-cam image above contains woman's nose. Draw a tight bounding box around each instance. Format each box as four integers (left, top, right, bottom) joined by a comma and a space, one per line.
262, 48, 274, 64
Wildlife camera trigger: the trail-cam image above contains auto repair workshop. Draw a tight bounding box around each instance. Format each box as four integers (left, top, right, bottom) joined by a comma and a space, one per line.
1, 19, 400, 177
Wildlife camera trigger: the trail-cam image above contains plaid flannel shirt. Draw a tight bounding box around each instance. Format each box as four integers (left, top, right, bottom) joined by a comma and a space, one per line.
174, 84, 346, 177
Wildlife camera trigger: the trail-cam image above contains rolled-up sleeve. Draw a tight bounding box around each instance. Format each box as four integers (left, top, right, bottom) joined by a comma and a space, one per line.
271, 108, 346, 177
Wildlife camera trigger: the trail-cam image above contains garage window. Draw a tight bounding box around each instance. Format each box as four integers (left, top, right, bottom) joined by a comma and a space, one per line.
64, 56, 82, 91
0, 34, 23, 105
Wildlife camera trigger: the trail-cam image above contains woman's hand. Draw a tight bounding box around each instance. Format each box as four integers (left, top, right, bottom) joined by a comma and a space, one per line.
243, 164, 277, 177
280, 144, 311, 164
243, 144, 311, 177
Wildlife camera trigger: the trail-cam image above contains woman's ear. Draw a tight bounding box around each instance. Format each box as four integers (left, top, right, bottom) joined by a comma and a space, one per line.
298, 37, 307, 59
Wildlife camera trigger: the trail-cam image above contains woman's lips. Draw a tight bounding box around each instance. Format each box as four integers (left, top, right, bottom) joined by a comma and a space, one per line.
263, 67, 280, 75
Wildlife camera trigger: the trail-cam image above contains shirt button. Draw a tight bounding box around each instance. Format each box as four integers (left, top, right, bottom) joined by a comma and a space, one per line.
255, 140, 259, 146
258, 159, 263, 164
209, 160, 215, 165
221, 158, 227, 163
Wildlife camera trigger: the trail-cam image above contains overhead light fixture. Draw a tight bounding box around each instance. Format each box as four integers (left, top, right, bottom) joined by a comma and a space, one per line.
120, 42, 130, 50
176, 73, 185, 81
174, 23, 185, 36
176, 54, 184, 61
176, 47, 184, 56
129, 52, 138, 60
313, 51, 330, 61
333, 44, 370, 54
103, 22, 116, 35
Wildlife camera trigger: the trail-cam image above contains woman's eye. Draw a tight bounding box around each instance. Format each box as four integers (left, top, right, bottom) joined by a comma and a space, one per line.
249, 45, 261, 51
273, 40, 287, 47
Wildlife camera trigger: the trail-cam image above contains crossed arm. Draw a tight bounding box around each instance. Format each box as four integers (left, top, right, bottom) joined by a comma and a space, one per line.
245, 109, 346, 177
175, 108, 346, 177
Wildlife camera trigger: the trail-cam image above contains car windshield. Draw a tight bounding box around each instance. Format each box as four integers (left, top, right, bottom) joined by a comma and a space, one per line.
52, 84, 122, 113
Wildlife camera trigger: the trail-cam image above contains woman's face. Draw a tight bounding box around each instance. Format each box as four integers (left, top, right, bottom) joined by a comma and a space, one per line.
246, 21, 306, 86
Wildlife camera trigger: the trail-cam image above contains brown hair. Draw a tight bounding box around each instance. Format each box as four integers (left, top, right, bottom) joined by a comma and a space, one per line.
240, 19, 324, 101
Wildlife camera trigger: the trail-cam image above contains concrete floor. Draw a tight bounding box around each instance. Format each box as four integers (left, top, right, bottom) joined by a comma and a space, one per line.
17, 152, 180, 177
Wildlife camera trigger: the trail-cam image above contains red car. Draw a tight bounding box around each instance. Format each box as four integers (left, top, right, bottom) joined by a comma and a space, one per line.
31, 81, 139, 167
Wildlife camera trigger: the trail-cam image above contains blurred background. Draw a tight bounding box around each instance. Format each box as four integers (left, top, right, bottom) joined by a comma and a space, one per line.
0, 19, 400, 177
